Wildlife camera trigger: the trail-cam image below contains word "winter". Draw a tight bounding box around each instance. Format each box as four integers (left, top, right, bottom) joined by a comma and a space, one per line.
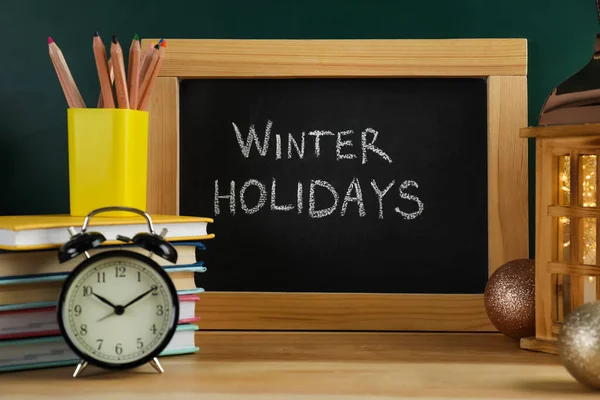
232, 120, 392, 163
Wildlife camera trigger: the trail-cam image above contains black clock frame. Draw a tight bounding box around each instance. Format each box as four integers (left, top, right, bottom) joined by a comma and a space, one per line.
57, 250, 180, 371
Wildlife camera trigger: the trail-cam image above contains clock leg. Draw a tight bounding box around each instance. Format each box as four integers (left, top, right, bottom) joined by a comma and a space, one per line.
149, 357, 164, 373
72, 360, 88, 378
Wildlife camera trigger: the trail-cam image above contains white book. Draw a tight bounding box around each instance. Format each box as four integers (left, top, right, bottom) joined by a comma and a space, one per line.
0, 214, 213, 251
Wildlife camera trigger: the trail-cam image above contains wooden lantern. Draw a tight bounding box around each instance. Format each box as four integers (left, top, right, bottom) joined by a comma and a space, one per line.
520, 124, 600, 355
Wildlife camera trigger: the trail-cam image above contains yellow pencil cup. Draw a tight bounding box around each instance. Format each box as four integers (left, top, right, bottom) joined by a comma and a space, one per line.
67, 108, 149, 217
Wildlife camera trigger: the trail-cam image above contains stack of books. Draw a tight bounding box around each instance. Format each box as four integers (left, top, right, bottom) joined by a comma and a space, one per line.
0, 213, 213, 373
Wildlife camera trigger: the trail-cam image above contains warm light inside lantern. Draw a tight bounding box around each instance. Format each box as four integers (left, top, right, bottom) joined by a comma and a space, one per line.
558, 154, 598, 306
558, 155, 571, 262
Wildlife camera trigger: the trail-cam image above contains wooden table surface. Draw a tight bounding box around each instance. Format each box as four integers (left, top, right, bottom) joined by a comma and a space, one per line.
0, 331, 597, 399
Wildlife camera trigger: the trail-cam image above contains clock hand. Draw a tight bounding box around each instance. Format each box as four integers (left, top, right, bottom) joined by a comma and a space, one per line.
96, 303, 125, 322
96, 311, 116, 322
122, 286, 155, 310
94, 287, 154, 322
92, 293, 117, 310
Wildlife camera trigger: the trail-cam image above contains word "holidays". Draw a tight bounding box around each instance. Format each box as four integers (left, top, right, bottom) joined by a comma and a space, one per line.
214, 120, 425, 219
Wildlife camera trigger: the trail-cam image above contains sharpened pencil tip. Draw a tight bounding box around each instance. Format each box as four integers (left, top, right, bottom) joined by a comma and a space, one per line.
134, 33, 139, 41
48, 36, 54, 44
160, 40, 166, 48
158, 38, 164, 44
112, 34, 118, 44
94, 31, 99, 37
154, 44, 159, 49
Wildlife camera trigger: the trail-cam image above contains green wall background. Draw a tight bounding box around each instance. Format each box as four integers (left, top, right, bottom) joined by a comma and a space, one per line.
1, 0, 599, 257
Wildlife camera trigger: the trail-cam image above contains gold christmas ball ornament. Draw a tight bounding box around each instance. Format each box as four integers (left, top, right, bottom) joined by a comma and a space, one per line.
483, 258, 535, 339
558, 302, 600, 390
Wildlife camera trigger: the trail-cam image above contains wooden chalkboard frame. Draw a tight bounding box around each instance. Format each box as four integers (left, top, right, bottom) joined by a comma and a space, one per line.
142, 38, 529, 332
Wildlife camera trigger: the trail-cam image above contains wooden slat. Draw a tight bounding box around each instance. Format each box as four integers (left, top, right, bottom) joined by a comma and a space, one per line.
569, 151, 585, 309
521, 123, 600, 138
548, 262, 600, 276
487, 76, 529, 274
556, 274, 564, 321
534, 139, 557, 341
548, 204, 600, 218
146, 77, 179, 215
551, 322, 562, 336
140, 38, 527, 78
519, 336, 558, 355
195, 292, 495, 332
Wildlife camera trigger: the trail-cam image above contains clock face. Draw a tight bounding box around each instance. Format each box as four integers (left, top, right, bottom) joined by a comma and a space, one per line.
57, 250, 179, 369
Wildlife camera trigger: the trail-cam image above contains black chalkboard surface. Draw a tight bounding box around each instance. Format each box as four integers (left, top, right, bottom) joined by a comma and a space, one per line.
180, 77, 488, 294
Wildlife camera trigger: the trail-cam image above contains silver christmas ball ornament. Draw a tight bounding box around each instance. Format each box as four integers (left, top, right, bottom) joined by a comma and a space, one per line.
558, 301, 600, 390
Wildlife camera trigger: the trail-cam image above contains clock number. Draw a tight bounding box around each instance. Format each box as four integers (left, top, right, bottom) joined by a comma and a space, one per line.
151, 285, 158, 295
74, 305, 82, 316
156, 305, 164, 316
80, 324, 87, 336
96, 339, 103, 350
137, 338, 144, 349
137, 271, 141, 282
83, 286, 93, 296
150, 324, 157, 334
97, 272, 105, 283
115, 343, 123, 355
115, 266, 126, 278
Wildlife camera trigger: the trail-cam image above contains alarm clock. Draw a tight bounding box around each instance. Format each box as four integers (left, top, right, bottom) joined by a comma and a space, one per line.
56, 206, 180, 378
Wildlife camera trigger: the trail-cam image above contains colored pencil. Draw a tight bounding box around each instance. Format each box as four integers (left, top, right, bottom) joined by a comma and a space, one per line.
97, 58, 114, 107
139, 40, 157, 85
110, 34, 129, 109
49, 33, 165, 110
138, 40, 166, 111
92, 32, 115, 108
137, 43, 160, 109
140, 40, 156, 64
47, 37, 86, 108
127, 34, 141, 109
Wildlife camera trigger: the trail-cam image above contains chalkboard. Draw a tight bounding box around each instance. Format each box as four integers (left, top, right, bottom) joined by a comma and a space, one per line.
179, 77, 489, 294
144, 38, 528, 332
